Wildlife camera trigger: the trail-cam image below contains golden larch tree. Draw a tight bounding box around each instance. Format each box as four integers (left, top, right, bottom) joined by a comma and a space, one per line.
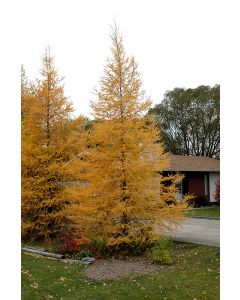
21, 64, 28, 115
66, 27, 190, 250
21, 48, 82, 241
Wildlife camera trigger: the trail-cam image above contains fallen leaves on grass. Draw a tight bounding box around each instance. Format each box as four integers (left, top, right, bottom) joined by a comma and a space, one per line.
59, 276, 67, 282
30, 282, 39, 289
22, 266, 39, 289
21, 267, 30, 276
207, 268, 212, 272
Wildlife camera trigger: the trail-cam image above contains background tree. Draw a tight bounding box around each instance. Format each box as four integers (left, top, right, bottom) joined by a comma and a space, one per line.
66, 26, 190, 250
149, 85, 220, 158
21, 48, 82, 241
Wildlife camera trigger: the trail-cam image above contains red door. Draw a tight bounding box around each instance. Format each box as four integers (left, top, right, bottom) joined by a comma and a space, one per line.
188, 172, 205, 198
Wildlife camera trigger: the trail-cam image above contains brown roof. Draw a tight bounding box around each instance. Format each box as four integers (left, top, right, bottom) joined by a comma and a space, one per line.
164, 155, 220, 172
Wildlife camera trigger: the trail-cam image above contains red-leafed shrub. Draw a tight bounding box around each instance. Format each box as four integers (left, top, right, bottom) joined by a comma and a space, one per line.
214, 180, 220, 204
48, 233, 106, 258
58, 233, 81, 254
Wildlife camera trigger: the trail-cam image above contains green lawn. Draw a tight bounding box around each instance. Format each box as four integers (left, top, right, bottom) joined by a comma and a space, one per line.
185, 206, 220, 218
22, 243, 220, 300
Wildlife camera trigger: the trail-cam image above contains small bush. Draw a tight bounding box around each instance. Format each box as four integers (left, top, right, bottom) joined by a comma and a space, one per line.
149, 236, 173, 265
131, 244, 147, 256
194, 196, 208, 207
91, 239, 109, 257
150, 248, 172, 265
153, 236, 173, 250
54, 233, 81, 254
74, 248, 93, 260
47, 243, 60, 254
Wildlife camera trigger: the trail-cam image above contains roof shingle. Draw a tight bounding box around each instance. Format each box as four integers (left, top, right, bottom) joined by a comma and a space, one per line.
164, 155, 220, 172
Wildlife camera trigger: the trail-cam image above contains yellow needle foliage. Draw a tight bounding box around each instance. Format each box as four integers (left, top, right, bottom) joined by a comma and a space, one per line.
21, 48, 86, 241
65, 27, 190, 250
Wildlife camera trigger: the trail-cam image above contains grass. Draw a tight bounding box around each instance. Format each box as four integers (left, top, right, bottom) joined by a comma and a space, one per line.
185, 206, 220, 218
22, 242, 220, 300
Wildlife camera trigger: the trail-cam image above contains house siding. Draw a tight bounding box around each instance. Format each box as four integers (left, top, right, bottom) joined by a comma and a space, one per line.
209, 172, 220, 202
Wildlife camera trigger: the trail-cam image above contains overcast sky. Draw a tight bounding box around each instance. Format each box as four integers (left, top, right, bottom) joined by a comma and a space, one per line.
21, 0, 219, 118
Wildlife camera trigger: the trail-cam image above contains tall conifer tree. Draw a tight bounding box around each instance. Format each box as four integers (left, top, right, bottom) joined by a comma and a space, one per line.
21, 48, 77, 241
67, 27, 189, 249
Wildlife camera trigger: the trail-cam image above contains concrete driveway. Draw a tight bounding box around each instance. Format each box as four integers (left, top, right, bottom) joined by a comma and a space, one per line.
162, 218, 220, 247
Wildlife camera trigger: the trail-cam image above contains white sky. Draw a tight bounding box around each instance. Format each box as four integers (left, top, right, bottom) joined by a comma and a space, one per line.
21, 0, 219, 118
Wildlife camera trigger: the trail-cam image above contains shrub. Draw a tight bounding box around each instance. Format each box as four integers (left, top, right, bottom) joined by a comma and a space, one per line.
91, 239, 109, 257
194, 195, 208, 207
47, 242, 61, 254
57, 233, 81, 254
153, 236, 173, 249
74, 248, 93, 260
131, 244, 148, 256
150, 248, 172, 265
149, 236, 173, 265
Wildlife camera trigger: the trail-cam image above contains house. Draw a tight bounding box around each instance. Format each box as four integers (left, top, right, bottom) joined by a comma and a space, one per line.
163, 155, 220, 203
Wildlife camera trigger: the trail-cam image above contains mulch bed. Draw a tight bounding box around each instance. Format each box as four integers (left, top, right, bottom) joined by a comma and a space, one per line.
82, 257, 166, 280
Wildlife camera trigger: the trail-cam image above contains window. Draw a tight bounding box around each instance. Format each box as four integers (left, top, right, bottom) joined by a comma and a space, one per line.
175, 181, 183, 194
